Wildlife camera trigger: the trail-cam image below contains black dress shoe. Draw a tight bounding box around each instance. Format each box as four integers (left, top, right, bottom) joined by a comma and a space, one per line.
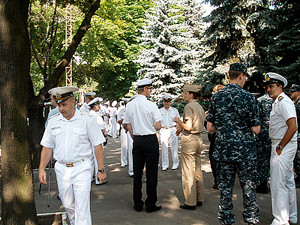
197, 201, 202, 206
180, 204, 196, 210
133, 206, 143, 212
146, 205, 161, 213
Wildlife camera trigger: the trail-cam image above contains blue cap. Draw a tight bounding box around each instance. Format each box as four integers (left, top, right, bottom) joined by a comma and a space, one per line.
229, 63, 249, 76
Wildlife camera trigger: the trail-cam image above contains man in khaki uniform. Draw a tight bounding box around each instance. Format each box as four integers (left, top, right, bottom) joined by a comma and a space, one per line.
174, 85, 205, 210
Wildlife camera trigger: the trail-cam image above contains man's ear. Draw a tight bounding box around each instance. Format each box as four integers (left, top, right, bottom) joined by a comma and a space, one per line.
238, 72, 243, 80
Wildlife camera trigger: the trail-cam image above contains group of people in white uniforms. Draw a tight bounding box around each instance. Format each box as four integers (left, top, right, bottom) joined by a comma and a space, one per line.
117, 93, 180, 176
87, 97, 108, 185
39, 87, 107, 225
264, 72, 298, 225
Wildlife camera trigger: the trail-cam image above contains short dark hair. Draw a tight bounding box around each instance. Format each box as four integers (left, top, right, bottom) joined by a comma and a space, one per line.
189, 91, 201, 99
229, 70, 243, 79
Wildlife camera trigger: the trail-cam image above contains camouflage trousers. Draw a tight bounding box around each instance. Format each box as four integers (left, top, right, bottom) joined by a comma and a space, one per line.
293, 138, 300, 179
217, 161, 259, 225
256, 138, 272, 184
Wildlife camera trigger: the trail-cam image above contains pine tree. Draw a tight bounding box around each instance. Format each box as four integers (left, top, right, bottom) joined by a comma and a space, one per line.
199, 0, 273, 95
135, 0, 204, 101
266, 0, 300, 84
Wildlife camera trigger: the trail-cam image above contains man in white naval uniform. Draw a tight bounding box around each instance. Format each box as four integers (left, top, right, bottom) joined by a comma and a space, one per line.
124, 78, 162, 213
264, 72, 298, 225
80, 92, 96, 114
117, 101, 128, 167
102, 103, 110, 131
159, 95, 180, 171
39, 87, 107, 225
108, 100, 118, 138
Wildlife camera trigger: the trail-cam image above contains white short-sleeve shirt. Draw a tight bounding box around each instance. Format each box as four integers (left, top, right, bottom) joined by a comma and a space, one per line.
117, 108, 126, 128
269, 92, 298, 141
89, 110, 106, 130
124, 95, 161, 135
79, 102, 90, 114
41, 109, 105, 164
159, 106, 180, 128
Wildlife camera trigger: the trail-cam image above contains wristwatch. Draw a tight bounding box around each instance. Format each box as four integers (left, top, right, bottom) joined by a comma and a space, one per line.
276, 145, 283, 151
98, 169, 105, 173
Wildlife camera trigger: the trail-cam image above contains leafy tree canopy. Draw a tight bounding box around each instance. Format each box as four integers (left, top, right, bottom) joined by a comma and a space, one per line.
74, 0, 153, 100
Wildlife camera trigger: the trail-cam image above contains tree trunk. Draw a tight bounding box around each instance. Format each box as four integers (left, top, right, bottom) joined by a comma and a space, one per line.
0, 0, 38, 224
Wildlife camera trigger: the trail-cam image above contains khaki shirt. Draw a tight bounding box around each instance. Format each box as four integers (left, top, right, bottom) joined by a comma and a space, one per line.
182, 100, 205, 136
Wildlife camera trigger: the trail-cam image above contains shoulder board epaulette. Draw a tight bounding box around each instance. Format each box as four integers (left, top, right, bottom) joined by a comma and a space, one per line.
278, 96, 284, 101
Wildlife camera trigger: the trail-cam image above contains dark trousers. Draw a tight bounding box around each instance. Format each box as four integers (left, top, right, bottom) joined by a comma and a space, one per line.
133, 134, 159, 209
294, 138, 300, 180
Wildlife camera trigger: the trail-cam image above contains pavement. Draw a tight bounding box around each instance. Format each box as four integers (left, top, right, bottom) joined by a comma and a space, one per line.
34, 133, 300, 225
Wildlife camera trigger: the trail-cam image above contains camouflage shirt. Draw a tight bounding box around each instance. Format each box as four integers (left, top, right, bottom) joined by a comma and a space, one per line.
256, 93, 274, 140
206, 83, 260, 162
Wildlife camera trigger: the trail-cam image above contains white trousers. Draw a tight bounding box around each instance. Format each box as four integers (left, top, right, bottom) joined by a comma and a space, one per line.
104, 116, 109, 131
127, 132, 134, 176
270, 140, 298, 225
160, 127, 179, 169
55, 159, 92, 225
120, 128, 128, 166
108, 117, 117, 138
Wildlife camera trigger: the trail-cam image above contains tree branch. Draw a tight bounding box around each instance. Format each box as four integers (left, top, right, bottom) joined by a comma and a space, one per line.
39, 0, 101, 99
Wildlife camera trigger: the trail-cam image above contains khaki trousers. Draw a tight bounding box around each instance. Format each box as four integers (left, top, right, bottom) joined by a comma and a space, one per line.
181, 134, 204, 206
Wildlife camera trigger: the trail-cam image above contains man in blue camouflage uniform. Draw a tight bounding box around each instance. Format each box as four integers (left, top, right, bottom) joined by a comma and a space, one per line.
255, 92, 274, 194
206, 63, 261, 225
290, 84, 300, 188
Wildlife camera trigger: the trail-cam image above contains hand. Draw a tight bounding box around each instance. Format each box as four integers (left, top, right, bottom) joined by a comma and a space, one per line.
97, 172, 107, 184
39, 169, 47, 185
276, 147, 282, 156
176, 128, 182, 136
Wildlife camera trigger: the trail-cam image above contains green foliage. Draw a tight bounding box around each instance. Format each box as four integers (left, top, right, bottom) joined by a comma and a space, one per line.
29, 1, 84, 95
199, 0, 299, 95
74, 0, 152, 99
136, 0, 205, 101
266, 0, 300, 85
